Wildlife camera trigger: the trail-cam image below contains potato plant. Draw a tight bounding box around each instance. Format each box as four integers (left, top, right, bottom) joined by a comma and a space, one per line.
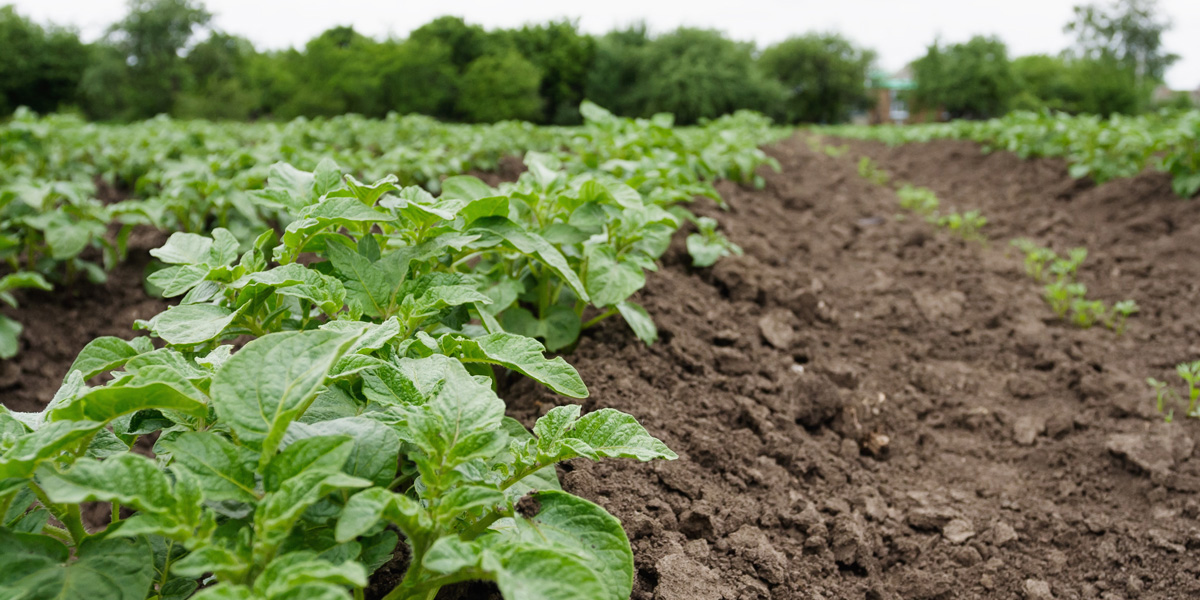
822, 109, 1200, 199
1147, 360, 1200, 420
1014, 240, 1137, 333
0, 102, 790, 599
0, 170, 679, 600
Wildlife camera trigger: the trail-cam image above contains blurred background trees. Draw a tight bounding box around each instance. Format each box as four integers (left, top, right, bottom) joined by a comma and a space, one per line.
0, 0, 1186, 124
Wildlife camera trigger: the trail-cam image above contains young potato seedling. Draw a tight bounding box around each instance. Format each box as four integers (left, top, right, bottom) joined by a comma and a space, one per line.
1147, 361, 1200, 420
857, 156, 891, 186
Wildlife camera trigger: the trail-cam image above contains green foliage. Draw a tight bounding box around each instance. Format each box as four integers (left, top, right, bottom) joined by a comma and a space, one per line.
1147, 360, 1200, 419
685, 216, 742, 268
910, 35, 1017, 119
0, 94, 794, 597
857, 156, 890, 185
94, 0, 213, 119
0, 7, 89, 116
457, 51, 544, 123
1010, 240, 1136, 332
934, 210, 987, 240
823, 109, 1200, 198
758, 34, 874, 124
1065, 0, 1178, 87
499, 20, 596, 124
896, 184, 939, 217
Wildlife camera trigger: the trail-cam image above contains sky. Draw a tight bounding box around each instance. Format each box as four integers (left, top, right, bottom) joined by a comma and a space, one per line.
11, 0, 1200, 90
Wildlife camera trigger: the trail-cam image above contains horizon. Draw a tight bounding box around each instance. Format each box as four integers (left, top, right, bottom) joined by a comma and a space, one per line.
10, 0, 1200, 91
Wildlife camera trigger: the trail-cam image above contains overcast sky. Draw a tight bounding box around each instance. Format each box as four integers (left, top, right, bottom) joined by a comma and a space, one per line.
11, 0, 1200, 90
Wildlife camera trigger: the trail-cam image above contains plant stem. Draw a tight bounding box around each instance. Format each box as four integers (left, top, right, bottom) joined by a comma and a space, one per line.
31, 483, 86, 547
582, 308, 618, 330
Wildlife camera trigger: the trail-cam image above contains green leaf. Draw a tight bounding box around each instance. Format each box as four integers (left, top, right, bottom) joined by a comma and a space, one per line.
584, 245, 644, 308
161, 431, 258, 503
342, 174, 399, 205
335, 487, 426, 542
0, 316, 22, 360
37, 454, 173, 514
301, 197, 392, 226
210, 330, 354, 460
0, 272, 52, 296
616, 301, 657, 345
505, 490, 634, 600
312, 158, 342, 197
264, 435, 354, 491
151, 232, 214, 265
470, 217, 590, 302
441, 175, 496, 202
0, 534, 155, 600
267, 162, 316, 209
498, 306, 580, 353
0, 420, 105, 481
286, 417, 400, 487
47, 367, 208, 423
443, 332, 587, 399
253, 554, 367, 599
143, 303, 244, 346
560, 408, 676, 462
147, 264, 210, 298
496, 548, 605, 600
256, 471, 371, 553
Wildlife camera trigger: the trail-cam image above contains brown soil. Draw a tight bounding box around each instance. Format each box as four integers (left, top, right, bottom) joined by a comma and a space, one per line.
6, 138, 1200, 600
499, 137, 1200, 600
0, 227, 168, 412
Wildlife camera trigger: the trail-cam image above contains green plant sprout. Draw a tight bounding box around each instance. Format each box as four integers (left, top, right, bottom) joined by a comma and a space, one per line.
1178, 361, 1200, 417
1011, 239, 1058, 281
1147, 361, 1200, 420
1147, 377, 1173, 420
896, 184, 940, 218
857, 156, 890, 186
936, 210, 987, 241
1069, 298, 1107, 328
1108, 299, 1139, 334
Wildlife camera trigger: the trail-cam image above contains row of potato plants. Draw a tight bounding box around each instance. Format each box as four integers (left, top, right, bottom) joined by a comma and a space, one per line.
821, 109, 1200, 199
0, 103, 785, 599
0, 104, 785, 358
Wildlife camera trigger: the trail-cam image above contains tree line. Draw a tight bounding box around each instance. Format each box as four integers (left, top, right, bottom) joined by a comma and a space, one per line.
0, 0, 1185, 124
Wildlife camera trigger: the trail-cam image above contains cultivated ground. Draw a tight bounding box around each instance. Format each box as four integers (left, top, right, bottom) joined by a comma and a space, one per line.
5, 136, 1200, 600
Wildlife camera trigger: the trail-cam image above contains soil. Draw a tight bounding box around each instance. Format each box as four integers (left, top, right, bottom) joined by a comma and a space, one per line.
500, 137, 1200, 600
0, 226, 168, 412
7, 137, 1200, 600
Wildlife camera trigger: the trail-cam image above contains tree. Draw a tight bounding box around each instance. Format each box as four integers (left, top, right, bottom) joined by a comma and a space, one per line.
758, 33, 874, 123
271, 26, 386, 119
585, 25, 651, 117
1065, 0, 1178, 85
0, 7, 89, 115
105, 0, 213, 117
409, 16, 491, 72
500, 21, 595, 124
911, 36, 1016, 119
625, 28, 783, 124
175, 32, 260, 119
456, 50, 543, 122
378, 38, 459, 118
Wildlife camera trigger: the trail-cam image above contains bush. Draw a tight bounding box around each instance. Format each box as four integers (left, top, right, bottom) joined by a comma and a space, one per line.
758, 33, 874, 123
457, 50, 543, 122
911, 36, 1016, 119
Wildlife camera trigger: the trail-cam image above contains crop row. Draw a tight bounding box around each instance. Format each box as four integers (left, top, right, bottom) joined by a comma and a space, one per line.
0, 105, 787, 358
0, 103, 786, 600
822, 109, 1200, 199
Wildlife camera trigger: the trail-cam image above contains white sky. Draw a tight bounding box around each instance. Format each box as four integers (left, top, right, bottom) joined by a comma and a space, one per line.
11, 0, 1200, 90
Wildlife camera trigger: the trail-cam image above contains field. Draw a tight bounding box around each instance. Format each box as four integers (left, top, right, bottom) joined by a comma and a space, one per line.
2, 106, 1200, 600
